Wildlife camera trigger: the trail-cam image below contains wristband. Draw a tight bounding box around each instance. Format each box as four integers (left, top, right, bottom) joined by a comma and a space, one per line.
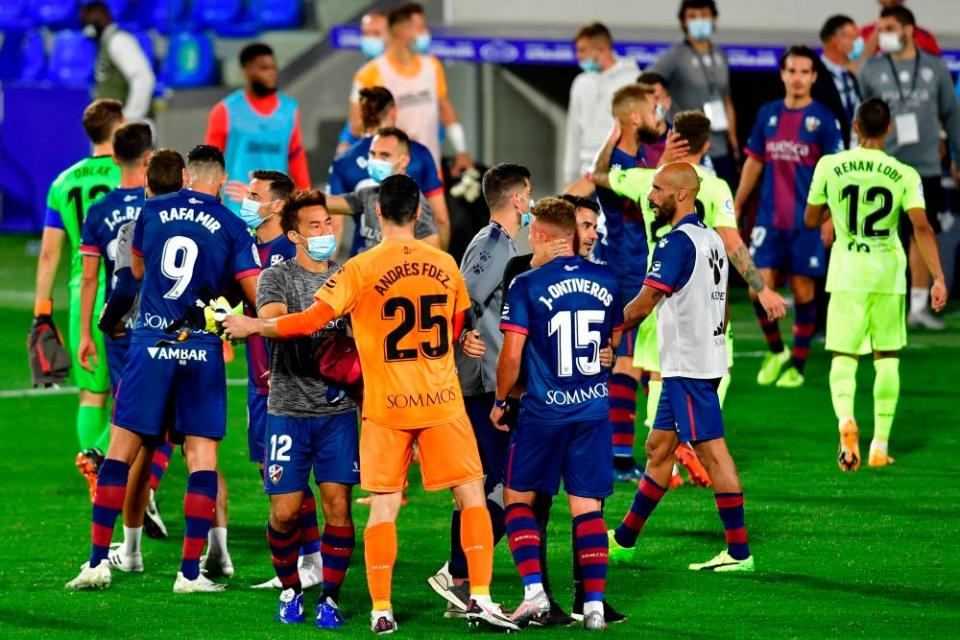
447, 122, 468, 155
494, 398, 508, 410
34, 299, 52, 316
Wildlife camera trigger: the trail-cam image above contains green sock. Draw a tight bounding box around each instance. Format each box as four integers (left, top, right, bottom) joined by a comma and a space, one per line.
873, 358, 900, 444
646, 379, 663, 429
77, 404, 108, 451
829, 356, 858, 422
717, 374, 731, 408
94, 418, 111, 452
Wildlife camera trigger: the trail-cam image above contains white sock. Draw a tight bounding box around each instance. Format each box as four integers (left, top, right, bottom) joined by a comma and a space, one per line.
123, 526, 142, 554
300, 551, 321, 570
208, 527, 228, 556
583, 600, 604, 617
910, 287, 928, 315
870, 438, 888, 454
523, 583, 544, 599
471, 593, 492, 605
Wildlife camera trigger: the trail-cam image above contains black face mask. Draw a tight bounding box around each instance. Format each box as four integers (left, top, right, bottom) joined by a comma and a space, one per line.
250, 80, 277, 97
82, 21, 106, 41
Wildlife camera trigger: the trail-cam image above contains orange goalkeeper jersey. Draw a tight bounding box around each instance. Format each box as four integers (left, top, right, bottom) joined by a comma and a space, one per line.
314, 238, 470, 429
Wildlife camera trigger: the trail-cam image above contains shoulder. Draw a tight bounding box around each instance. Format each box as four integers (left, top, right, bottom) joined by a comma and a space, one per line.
921, 50, 949, 73
222, 90, 246, 106
278, 92, 299, 108
427, 55, 445, 75
354, 59, 381, 85
410, 140, 434, 160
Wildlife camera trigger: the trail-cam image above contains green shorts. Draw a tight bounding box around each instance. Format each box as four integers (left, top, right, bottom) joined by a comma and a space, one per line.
68, 284, 110, 393
725, 322, 734, 369
632, 311, 660, 372
826, 291, 906, 356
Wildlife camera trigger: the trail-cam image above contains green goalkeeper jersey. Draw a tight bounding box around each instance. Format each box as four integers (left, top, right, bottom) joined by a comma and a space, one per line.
45, 155, 120, 289
609, 163, 738, 266
807, 146, 924, 295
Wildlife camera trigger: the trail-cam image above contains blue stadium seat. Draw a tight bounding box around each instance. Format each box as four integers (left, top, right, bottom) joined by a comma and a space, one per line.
30, 0, 79, 30
46, 30, 95, 85
103, 0, 134, 22
259, 0, 302, 30
135, 0, 187, 33
161, 31, 216, 88
0, 0, 34, 30
190, 0, 242, 30
0, 30, 45, 82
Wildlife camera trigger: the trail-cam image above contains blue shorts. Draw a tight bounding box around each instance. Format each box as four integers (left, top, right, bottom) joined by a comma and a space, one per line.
113, 338, 226, 443
104, 335, 130, 393
247, 386, 268, 463
464, 393, 511, 487
615, 325, 639, 358
652, 377, 724, 443
264, 411, 360, 495
504, 416, 613, 499
750, 225, 825, 277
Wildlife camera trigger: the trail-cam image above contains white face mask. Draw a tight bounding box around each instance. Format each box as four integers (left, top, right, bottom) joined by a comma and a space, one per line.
878, 31, 904, 54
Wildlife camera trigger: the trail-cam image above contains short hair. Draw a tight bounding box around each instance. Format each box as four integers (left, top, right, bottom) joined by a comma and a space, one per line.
112, 123, 152, 166
186, 144, 225, 169
678, 0, 718, 22
637, 71, 669, 91
146, 149, 185, 196
481, 163, 531, 210
359, 86, 395, 131
388, 2, 424, 28
280, 189, 328, 235
239, 42, 274, 67
373, 126, 410, 154
378, 174, 420, 225
252, 170, 295, 202
80, 1, 111, 19
673, 110, 712, 155
574, 22, 612, 46
820, 14, 856, 43
82, 99, 124, 145
779, 44, 819, 70
558, 194, 600, 214
532, 197, 576, 234
612, 83, 654, 112
856, 97, 892, 138
881, 6, 915, 27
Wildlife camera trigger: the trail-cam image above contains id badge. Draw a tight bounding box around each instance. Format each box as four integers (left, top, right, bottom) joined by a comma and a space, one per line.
894, 112, 920, 146
703, 99, 729, 131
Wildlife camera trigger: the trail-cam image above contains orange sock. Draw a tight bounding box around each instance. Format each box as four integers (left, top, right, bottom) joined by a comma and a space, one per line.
363, 521, 397, 610
460, 506, 494, 597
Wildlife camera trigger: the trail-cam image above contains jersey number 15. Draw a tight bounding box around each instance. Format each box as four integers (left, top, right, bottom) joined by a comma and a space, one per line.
548, 310, 603, 377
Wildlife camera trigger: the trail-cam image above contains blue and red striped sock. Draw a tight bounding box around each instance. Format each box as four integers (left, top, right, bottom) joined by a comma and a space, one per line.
791, 301, 817, 374
504, 503, 542, 587
320, 524, 355, 602
181, 470, 218, 580
573, 511, 608, 604
89, 459, 130, 567
753, 299, 784, 353
610, 373, 638, 459
268, 523, 302, 593
614, 474, 666, 548
299, 486, 321, 557
149, 443, 173, 492
715, 492, 750, 560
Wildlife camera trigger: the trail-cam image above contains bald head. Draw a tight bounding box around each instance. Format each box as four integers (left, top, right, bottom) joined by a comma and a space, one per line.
648, 162, 700, 223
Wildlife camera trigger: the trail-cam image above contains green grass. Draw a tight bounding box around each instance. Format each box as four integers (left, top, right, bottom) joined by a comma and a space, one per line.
0, 233, 958, 639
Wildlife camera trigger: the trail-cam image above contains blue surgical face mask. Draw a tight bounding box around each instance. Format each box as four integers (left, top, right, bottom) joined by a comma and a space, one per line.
367, 158, 394, 183
655, 103, 667, 121
413, 33, 432, 54
687, 18, 713, 41
579, 59, 601, 73
849, 36, 865, 62
521, 198, 535, 227
360, 35, 385, 59
239, 197, 274, 229
298, 232, 337, 262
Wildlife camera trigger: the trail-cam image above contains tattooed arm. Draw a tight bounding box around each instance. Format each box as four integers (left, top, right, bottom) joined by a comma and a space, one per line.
715, 227, 786, 321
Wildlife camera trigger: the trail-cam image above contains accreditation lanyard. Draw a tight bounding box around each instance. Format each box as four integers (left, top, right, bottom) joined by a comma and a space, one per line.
885, 54, 921, 104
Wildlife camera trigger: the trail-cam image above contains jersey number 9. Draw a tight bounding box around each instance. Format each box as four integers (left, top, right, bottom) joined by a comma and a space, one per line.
160, 235, 199, 300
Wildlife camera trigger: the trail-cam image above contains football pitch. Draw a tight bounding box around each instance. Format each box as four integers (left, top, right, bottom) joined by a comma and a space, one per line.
0, 233, 957, 639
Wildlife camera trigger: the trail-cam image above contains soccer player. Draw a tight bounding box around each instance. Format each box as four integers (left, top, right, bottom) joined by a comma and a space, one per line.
594, 111, 786, 483
328, 87, 449, 250
804, 98, 947, 470
66, 144, 261, 592
205, 43, 311, 212
494, 197, 621, 630
256, 190, 359, 625
326, 127, 440, 250
222, 174, 516, 633
429, 163, 530, 618
608, 163, 755, 573
735, 45, 844, 389
34, 98, 124, 497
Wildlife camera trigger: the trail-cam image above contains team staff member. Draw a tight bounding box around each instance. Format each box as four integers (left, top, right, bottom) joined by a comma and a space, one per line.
335, 10, 389, 154
859, 6, 960, 331
813, 15, 863, 149
649, 0, 739, 185
205, 43, 311, 212
350, 3, 474, 174
256, 190, 359, 627
223, 175, 517, 633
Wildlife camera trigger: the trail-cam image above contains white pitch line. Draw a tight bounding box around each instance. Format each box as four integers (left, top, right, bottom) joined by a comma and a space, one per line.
0, 378, 249, 399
